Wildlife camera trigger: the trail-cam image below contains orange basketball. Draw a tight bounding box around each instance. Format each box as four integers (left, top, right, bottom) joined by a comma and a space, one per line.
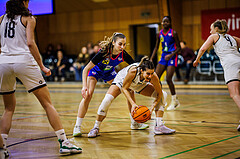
132, 105, 151, 123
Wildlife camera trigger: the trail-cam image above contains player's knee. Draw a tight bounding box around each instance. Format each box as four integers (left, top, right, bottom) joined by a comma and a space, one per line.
155, 105, 164, 111
97, 94, 115, 116
85, 92, 94, 100
230, 94, 239, 100
166, 78, 172, 84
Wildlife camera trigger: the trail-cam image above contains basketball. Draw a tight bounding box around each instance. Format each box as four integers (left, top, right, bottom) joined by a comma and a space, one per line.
132, 105, 151, 123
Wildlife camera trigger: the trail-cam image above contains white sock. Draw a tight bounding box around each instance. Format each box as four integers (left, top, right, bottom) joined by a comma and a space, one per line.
129, 113, 136, 123
75, 117, 83, 126
156, 117, 163, 127
55, 129, 67, 142
172, 95, 177, 101
94, 120, 102, 128
1, 134, 8, 149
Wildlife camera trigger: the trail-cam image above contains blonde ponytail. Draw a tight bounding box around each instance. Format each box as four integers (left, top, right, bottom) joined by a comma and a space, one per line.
213, 19, 228, 35
99, 32, 126, 54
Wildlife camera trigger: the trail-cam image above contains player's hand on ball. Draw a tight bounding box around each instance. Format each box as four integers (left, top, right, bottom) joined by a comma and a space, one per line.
149, 106, 154, 115
131, 104, 139, 116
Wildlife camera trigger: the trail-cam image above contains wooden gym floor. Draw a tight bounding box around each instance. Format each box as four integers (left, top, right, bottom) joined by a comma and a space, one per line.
0, 83, 240, 159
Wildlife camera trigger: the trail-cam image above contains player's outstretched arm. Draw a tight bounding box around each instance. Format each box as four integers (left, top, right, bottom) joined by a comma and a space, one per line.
26, 16, 51, 76
150, 34, 160, 61
193, 34, 215, 67
122, 67, 138, 115
81, 61, 95, 98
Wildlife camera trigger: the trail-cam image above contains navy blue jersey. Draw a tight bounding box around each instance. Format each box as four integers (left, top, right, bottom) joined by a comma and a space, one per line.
159, 29, 176, 53
89, 50, 134, 82
94, 51, 124, 74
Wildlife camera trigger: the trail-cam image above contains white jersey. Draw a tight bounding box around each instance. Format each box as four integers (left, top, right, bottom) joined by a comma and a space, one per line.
0, 14, 34, 64
113, 63, 150, 92
213, 34, 240, 83
213, 34, 240, 67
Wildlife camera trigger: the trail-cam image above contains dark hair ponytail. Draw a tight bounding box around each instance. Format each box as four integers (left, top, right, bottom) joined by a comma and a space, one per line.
6, 0, 32, 20
138, 56, 154, 71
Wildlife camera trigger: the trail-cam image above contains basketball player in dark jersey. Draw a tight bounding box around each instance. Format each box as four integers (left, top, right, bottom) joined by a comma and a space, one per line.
73, 33, 148, 137
150, 16, 181, 111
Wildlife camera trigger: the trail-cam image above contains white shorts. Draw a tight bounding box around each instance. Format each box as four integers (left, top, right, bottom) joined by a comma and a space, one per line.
223, 62, 240, 84
0, 63, 46, 94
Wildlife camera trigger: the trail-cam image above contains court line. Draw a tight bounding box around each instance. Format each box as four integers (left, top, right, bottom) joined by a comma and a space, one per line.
14, 89, 229, 95
159, 135, 240, 159
6, 134, 73, 148
10, 112, 239, 129
212, 148, 240, 159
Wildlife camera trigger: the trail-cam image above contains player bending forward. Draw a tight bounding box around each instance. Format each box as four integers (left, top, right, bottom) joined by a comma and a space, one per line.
88, 56, 176, 137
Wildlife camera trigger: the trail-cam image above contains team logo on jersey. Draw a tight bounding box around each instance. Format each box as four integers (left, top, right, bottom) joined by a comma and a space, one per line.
168, 33, 172, 36
102, 59, 109, 65
104, 65, 113, 71
118, 57, 122, 61
170, 60, 173, 64
92, 71, 96, 75
160, 35, 164, 42
111, 71, 117, 76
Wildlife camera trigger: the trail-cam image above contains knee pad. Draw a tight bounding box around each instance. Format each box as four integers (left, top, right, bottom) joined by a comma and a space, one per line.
97, 94, 114, 116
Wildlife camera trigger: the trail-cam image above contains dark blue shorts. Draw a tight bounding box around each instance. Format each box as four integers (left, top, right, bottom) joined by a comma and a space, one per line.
88, 67, 117, 82
158, 52, 178, 67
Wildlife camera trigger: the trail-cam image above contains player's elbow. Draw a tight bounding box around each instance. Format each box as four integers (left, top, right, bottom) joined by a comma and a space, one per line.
27, 39, 36, 48
199, 48, 206, 54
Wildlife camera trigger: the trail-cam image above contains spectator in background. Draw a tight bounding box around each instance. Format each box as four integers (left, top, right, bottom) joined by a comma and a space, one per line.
54, 50, 68, 82
175, 41, 196, 84
42, 44, 55, 81
86, 42, 94, 55
73, 46, 89, 81
89, 44, 99, 60
56, 43, 66, 55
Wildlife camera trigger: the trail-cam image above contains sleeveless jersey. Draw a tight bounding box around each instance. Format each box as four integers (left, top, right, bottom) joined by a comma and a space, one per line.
213, 34, 240, 68
159, 29, 176, 53
94, 51, 125, 74
114, 63, 149, 92
0, 15, 33, 64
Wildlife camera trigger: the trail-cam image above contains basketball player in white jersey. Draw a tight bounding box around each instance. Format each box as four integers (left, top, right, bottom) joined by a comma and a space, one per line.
88, 56, 176, 137
0, 0, 82, 156
193, 19, 240, 130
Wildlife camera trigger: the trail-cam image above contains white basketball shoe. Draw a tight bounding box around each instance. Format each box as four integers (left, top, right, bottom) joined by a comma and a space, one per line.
154, 124, 176, 135
131, 121, 149, 130
88, 127, 100, 138
167, 99, 180, 111
59, 139, 82, 154
73, 125, 82, 137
